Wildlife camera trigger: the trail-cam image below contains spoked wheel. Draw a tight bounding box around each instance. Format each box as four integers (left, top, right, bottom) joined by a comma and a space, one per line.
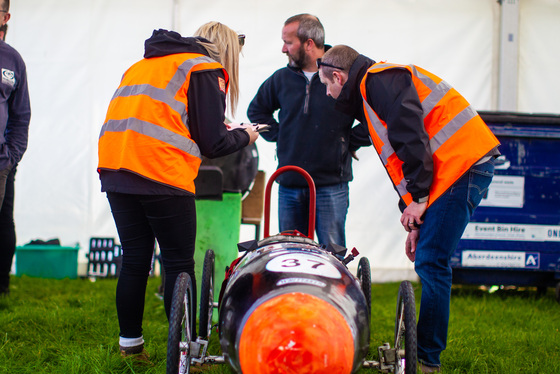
394, 280, 417, 374
199, 249, 215, 339
167, 272, 195, 374
357, 256, 372, 323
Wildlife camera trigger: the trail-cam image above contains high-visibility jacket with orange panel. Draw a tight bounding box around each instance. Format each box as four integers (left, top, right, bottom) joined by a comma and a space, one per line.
98, 53, 228, 194
360, 63, 499, 207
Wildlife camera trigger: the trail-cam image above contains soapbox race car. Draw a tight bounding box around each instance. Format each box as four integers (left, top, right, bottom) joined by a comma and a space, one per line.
166, 165, 417, 374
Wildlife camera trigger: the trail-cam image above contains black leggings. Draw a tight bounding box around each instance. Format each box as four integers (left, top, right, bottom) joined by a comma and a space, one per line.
107, 192, 197, 339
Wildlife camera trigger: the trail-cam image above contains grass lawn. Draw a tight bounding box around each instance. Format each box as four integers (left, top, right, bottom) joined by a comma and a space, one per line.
1, 275, 559, 373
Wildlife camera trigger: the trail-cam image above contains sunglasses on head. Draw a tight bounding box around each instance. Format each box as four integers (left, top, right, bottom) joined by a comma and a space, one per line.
238, 34, 245, 46
316, 58, 344, 70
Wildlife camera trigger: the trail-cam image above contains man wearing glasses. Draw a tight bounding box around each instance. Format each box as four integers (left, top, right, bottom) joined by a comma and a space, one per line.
317, 44, 500, 373
0, 0, 31, 296
248, 14, 369, 247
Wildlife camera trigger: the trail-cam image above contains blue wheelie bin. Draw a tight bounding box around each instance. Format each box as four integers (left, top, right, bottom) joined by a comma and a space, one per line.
450, 111, 560, 302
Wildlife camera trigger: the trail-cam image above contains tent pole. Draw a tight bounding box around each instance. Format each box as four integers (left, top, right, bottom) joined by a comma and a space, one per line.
497, 0, 520, 111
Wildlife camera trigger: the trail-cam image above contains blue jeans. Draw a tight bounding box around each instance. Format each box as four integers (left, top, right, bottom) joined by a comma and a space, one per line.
107, 192, 197, 338
415, 159, 495, 367
278, 183, 349, 246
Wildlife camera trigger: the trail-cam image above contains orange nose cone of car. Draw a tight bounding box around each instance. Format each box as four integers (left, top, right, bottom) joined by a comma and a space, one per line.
239, 292, 354, 374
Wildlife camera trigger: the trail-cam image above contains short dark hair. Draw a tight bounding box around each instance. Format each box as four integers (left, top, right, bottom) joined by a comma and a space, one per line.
320, 45, 360, 79
2, 0, 9, 12
285, 13, 325, 49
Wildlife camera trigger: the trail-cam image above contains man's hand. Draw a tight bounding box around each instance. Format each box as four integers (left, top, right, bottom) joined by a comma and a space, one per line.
350, 150, 359, 161
405, 229, 420, 262
400, 201, 427, 232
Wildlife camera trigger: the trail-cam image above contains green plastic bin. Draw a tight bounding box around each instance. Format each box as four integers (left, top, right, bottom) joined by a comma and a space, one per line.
194, 192, 242, 320
15, 245, 80, 279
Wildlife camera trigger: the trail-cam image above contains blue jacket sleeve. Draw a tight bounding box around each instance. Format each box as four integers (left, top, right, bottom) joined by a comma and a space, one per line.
4, 51, 31, 168
247, 74, 280, 142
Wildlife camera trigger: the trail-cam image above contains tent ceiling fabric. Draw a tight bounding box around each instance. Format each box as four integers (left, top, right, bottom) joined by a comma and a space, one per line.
8, 0, 560, 281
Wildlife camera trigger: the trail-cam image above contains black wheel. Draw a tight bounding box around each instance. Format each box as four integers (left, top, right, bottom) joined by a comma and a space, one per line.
394, 280, 417, 374
167, 272, 194, 374
555, 282, 560, 304
199, 249, 215, 339
357, 256, 371, 323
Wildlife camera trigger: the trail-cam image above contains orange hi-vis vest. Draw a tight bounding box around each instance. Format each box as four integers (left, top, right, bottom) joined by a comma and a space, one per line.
360, 63, 499, 207
98, 53, 228, 194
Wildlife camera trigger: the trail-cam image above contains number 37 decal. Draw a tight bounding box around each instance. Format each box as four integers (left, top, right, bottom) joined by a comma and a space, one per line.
266, 253, 341, 279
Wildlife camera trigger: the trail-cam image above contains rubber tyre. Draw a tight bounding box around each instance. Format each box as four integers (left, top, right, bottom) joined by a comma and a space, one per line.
394, 280, 417, 374
199, 249, 215, 339
357, 256, 372, 324
166, 272, 194, 374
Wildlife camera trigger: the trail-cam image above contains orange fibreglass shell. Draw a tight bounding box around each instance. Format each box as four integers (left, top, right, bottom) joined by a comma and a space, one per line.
239, 292, 354, 374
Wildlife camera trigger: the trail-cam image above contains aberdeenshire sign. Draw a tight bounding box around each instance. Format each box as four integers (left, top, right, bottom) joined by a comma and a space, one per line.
461, 250, 540, 268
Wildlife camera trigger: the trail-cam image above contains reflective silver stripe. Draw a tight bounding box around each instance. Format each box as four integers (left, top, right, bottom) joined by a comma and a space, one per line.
429, 105, 477, 153
373, 64, 452, 120
363, 102, 394, 164
100, 118, 201, 159
363, 99, 410, 197
111, 55, 218, 132
112, 84, 186, 119
421, 80, 452, 118
408, 65, 452, 118
396, 178, 409, 198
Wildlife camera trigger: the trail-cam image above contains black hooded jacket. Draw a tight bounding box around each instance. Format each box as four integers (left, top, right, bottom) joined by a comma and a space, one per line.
100, 29, 250, 196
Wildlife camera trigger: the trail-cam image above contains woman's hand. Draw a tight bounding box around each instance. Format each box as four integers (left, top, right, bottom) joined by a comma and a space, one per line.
244, 126, 259, 145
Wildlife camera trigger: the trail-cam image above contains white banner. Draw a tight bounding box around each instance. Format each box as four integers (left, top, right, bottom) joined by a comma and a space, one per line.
462, 223, 560, 242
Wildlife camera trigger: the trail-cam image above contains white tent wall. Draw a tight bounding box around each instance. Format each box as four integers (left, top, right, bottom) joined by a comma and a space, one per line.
7, 0, 560, 280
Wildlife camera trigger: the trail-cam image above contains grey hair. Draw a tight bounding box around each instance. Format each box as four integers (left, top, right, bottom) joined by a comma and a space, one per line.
284, 13, 325, 49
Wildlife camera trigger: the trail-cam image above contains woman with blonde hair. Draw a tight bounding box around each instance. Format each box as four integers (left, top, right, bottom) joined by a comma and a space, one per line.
98, 25, 258, 359
194, 21, 244, 117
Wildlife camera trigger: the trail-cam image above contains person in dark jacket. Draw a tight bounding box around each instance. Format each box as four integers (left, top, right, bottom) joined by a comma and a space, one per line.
247, 14, 369, 247
318, 45, 500, 373
0, 0, 31, 296
98, 25, 258, 358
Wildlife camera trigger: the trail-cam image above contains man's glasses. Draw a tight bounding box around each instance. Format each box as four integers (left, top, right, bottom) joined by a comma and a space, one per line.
238, 34, 245, 47
316, 58, 344, 70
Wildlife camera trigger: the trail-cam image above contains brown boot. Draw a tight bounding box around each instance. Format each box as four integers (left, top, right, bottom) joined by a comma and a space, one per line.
419, 362, 441, 373
120, 344, 153, 365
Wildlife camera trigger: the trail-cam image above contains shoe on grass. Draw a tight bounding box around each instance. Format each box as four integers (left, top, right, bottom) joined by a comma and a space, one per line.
0, 285, 9, 296
119, 344, 152, 365
419, 362, 441, 373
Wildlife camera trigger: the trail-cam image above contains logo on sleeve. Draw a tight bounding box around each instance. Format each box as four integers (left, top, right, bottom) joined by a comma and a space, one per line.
2, 68, 16, 87
218, 77, 226, 93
